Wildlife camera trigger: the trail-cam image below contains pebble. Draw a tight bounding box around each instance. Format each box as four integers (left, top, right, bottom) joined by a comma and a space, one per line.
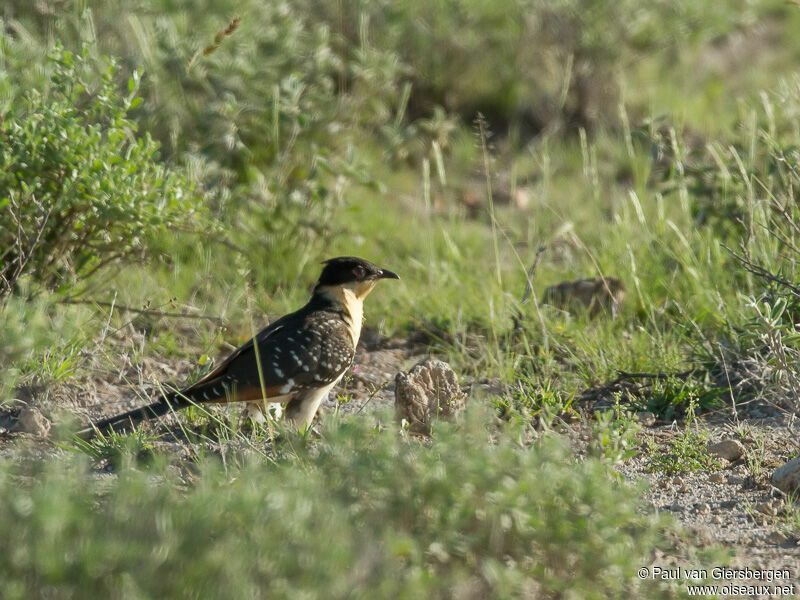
755, 501, 779, 516
635, 411, 656, 426
766, 531, 788, 545
11, 406, 51, 437
771, 456, 800, 494
767, 499, 782, 515
707, 438, 745, 461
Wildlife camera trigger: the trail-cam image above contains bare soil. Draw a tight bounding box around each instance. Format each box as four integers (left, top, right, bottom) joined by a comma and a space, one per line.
618, 410, 800, 578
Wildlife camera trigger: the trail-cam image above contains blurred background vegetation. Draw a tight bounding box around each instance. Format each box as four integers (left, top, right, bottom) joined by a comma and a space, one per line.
2, 0, 800, 596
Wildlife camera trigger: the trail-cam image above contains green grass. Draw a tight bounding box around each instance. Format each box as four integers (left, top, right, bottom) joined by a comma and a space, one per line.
2, 1, 800, 596
646, 429, 722, 476
783, 494, 800, 540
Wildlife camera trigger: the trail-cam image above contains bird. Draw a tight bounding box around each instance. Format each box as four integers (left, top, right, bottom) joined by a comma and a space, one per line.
81, 257, 399, 437
542, 276, 625, 319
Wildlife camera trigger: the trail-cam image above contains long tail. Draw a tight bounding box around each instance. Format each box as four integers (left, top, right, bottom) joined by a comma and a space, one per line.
76, 392, 191, 440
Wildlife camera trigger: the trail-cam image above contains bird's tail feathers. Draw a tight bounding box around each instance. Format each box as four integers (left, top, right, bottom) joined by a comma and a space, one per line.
76, 391, 190, 440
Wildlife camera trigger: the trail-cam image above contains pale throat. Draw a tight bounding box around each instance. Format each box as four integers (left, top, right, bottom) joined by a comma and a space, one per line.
317, 280, 376, 346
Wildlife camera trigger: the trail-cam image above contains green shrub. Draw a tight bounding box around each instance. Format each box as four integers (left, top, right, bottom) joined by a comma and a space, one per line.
646, 429, 721, 475
0, 412, 676, 599
0, 295, 52, 402
320, 0, 747, 131
2, 3, 412, 282
0, 46, 197, 296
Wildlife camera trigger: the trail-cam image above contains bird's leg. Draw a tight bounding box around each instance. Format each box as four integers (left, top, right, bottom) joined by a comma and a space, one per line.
241, 401, 268, 427
267, 402, 283, 420
284, 384, 334, 430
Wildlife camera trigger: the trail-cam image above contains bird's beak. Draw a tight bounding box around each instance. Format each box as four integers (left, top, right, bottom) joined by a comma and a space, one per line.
377, 268, 400, 280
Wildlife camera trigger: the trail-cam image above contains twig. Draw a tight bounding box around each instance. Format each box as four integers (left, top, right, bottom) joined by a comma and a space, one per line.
520, 246, 546, 306
0, 195, 52, 296
723, 243, 800, 298
60, 298, 224, 324
355, 380, 391, 415
717, 342, 738, 420
580, 369, 700, 402
512, 245, 546, 332
614, 369, 698, 381
187, 17, 241, 72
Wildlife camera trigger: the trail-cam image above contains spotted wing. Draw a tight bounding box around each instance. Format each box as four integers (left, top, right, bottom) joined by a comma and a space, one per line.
180, 311, 355, 404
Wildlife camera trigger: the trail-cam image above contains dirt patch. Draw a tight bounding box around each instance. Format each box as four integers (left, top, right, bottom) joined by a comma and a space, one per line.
617, 409, 800, 584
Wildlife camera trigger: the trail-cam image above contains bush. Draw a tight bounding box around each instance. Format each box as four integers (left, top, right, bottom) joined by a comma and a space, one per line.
0, 46, 197, 296
0, 413, 675, 599
2, 3, 412, 282
0, 295, 52, 402
319, 0, 747, 132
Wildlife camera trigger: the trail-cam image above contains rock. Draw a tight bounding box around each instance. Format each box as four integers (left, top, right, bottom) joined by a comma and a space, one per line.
766, 531, 789, 546
635, 411, 656, 427
395, 359, 466, 434
756, 499, 781, 516
727, 474, 745, 486
708, 472, 725, 484
12, 406, 51, 437
707, 439, 745, 461
772, 456, 800, 494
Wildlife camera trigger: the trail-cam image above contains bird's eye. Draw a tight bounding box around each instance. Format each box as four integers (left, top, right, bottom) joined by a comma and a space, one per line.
353, 266, 366, 279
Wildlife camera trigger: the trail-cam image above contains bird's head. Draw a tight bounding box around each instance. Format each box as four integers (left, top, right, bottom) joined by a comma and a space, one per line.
314, 256, 400, 301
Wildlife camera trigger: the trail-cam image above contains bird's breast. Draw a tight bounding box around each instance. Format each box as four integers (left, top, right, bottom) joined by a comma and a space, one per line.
339, 290, 364, 347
